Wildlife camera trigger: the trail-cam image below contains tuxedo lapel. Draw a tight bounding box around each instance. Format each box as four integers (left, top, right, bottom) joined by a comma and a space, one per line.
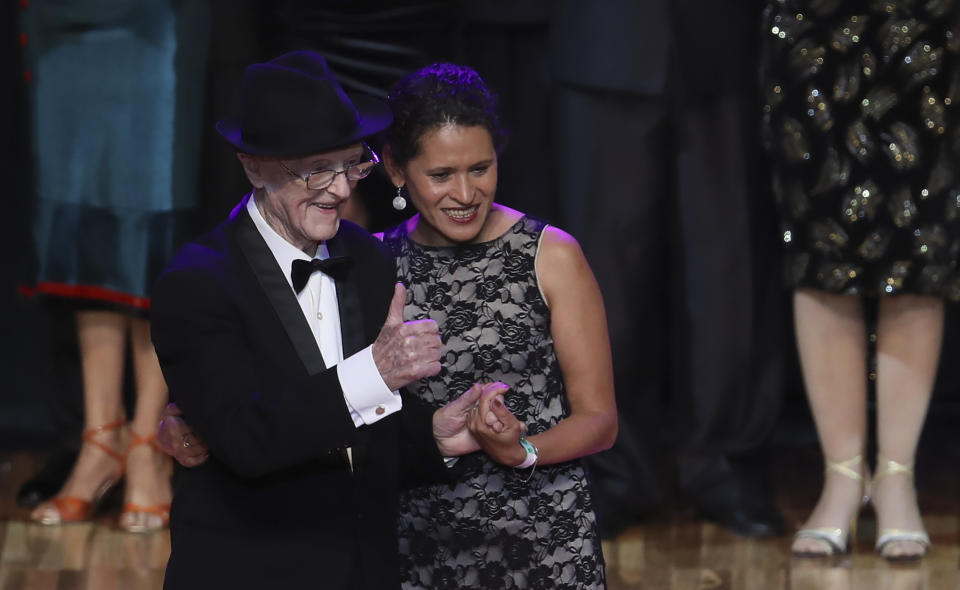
327, 232, 366, 358
327, 227, 374, 469
231, 202, 375, 469
232, 199, 328, 376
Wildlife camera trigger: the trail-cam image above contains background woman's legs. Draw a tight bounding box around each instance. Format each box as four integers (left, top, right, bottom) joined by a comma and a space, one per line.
791, 289, 869, 554
120, 317, 172, 532
872, 294, 943, 558
31, 311, 128, 523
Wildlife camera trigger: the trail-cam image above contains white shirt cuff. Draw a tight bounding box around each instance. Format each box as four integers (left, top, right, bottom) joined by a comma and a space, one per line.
338, 344, 402, 426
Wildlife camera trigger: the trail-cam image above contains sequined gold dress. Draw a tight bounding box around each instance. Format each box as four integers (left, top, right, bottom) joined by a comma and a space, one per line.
760, 0, 960, 299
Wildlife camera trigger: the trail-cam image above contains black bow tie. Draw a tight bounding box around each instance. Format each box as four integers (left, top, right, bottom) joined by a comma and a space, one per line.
291, 256, 352, 294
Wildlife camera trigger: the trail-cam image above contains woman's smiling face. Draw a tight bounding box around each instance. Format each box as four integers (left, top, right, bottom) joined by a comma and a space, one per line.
396, 124, 498, 246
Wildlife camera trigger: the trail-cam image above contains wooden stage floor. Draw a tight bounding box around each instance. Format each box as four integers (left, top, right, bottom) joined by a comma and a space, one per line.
1, 443, 958, 590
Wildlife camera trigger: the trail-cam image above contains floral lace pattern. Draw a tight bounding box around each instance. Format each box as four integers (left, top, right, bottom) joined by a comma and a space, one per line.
384, 216, 606, 589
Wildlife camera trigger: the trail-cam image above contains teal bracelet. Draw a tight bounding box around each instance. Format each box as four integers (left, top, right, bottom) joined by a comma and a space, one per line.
515, 437, 539, 470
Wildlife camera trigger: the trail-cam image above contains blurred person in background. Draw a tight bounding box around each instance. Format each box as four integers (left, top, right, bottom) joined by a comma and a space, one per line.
21, 0, 209, 532
761, 0, 960, 560
548, 0, 787, 538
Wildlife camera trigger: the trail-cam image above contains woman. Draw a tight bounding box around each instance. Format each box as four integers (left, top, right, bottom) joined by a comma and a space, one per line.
24, 0, 208, 532
760, 0, 959, 560
380, 63, 616, 589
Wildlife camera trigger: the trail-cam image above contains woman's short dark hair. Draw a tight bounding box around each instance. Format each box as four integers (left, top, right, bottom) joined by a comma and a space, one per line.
385, 63, 506, 167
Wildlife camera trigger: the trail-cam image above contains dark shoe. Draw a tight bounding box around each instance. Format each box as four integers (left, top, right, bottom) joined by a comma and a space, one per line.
590, 476, 667, 538
595, 505, 634, 540
16, 445, 79, 509
594, 498, 666, 540
584, 446, 667, 540
679, 450, 785, 538
690, 472, 785, 538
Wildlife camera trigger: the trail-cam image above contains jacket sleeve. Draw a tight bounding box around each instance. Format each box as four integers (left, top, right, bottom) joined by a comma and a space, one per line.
150, 265, 360, 479
394, 393, 456, 490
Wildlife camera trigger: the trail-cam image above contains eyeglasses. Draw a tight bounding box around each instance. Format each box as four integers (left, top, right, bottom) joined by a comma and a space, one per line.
278, 143, 380, 190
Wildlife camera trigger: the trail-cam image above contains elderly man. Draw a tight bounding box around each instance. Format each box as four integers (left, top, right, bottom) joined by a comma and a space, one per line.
150, 50, 513, 590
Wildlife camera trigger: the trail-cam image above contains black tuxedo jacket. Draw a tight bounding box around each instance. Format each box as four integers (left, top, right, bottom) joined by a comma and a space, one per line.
151, 197, 446, 589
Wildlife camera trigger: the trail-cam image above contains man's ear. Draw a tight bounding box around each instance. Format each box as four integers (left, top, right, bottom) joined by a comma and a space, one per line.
236, 152, 267, 189
382, 145, 406, 188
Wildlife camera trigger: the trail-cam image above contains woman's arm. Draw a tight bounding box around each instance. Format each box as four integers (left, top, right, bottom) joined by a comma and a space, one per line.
524, 225, 618, 465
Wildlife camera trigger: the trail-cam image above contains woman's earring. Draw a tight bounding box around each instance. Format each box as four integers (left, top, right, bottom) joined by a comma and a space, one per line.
392, 185, 407, 211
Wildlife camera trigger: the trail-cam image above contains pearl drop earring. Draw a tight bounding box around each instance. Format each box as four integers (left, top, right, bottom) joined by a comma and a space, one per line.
392, 185, 407, 211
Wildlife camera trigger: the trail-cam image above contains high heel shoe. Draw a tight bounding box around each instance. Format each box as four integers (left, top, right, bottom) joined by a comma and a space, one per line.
31, 419, 127, 525
118, 431, 171, 533
792, 455, 870, 557
872, 458, 930, 561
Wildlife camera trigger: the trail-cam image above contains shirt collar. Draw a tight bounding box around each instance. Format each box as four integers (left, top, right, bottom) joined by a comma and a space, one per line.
246, 194, 329, 291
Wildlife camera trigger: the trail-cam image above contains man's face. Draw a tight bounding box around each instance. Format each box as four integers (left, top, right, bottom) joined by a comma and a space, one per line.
250, 143, 365, 252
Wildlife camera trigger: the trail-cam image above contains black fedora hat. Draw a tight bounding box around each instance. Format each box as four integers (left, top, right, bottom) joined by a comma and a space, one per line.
216, 50, 393, 157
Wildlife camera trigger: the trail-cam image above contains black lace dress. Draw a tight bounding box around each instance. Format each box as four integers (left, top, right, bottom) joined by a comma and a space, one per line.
760, 0, 960, 299
383, 216, 606, 590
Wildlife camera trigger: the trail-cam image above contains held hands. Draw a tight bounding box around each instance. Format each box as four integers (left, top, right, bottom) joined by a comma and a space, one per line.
373, 284, 442, 391
162, 382, 528, 468
433, 382, 521, 459
157, 403, 210, 467
466, 386, 528, 467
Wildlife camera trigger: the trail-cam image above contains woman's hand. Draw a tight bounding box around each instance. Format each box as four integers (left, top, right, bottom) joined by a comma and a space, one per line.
467, 387, 527, 467
433, 382, 510, 457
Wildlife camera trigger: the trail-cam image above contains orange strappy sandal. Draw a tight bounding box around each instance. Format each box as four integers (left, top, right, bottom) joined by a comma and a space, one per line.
119, 431, 171, 533
31, 419, 127, 525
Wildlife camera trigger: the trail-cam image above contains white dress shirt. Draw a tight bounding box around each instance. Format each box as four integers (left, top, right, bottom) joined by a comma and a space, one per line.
246, 196, 401, 427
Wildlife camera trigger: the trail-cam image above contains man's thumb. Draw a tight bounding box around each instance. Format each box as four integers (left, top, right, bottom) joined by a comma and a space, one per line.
385, 283, 407, 326
449, 383, 483, 413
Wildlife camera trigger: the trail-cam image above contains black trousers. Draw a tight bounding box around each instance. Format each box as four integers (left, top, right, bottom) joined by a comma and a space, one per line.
552, 84, 785, 513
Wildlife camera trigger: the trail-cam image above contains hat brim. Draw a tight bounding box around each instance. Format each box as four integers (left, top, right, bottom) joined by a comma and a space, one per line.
216, 93, 393, 157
